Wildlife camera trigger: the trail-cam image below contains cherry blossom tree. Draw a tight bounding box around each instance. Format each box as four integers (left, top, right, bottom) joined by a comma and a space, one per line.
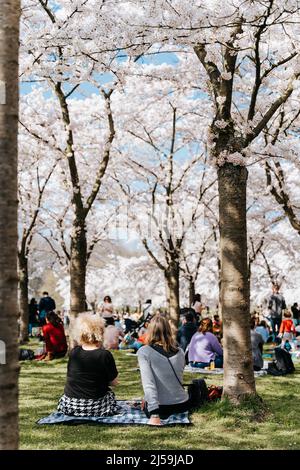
18, 106, 59, 341
20, 0, 300, 403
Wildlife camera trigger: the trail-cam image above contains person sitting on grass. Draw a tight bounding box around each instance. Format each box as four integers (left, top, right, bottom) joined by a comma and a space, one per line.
250, 316, 264, 371
255, 320, 270, 343
188, 317, 223, 368
57, 313, 120, 417
137, 314, 191, 426
41, 311, 68, 361
104, 317, 124, 350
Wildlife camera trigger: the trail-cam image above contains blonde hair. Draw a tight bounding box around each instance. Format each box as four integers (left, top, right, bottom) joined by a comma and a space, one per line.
146, 314, 178, 353
72, 312, 105, 346
198, 317, 213, 334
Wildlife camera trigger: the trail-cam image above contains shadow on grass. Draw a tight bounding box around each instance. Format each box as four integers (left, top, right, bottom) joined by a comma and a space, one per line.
19, 348, 300, 450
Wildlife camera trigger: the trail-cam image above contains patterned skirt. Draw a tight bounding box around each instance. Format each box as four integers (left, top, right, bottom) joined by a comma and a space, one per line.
57, 390, 121, 417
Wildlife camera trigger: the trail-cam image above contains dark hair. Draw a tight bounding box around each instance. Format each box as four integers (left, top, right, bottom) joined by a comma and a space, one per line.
104, 296, 112, 303
284, 311, 292, 318
43, 291, 49, 296
198, 318, 213, 334
250, 316, 257, 329
105, 317, 115, 326
185, 312, 194, 323
46, 311, 62, 328
30, 298, 36, 305
213, 314, 220, 321
194, 294, 201, 303
145, 299, 152, 304
259, 320, 267, 328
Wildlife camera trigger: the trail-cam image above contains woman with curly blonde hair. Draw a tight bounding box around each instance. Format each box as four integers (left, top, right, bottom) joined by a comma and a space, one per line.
57, 313, 120, 417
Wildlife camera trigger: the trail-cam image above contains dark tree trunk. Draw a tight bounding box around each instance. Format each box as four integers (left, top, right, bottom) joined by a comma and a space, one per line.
189, 278, 195, 308
165, 261, 180, 331
70, 219, 87, 317
18, 253, 29, 343
0, 0, 20, 450
218, 163, 256, 403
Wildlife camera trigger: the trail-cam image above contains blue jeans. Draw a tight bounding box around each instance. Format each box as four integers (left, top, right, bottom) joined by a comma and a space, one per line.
190, 355, 223, 368
270, 317, 282, 340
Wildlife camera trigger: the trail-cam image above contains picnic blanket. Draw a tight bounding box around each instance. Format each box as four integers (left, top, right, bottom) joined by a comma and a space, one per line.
184, 366, 268, 377
37, 400, 190, 426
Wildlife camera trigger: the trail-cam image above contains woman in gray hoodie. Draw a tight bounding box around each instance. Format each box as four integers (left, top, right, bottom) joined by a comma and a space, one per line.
137, 314, 190, 426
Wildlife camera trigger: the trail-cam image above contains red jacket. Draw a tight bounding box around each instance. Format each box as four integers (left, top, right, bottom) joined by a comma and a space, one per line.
279, 318, 296, 334
42, 322, 68, 354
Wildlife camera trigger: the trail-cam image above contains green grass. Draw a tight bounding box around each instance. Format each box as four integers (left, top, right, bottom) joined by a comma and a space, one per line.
19, 344, 300, 450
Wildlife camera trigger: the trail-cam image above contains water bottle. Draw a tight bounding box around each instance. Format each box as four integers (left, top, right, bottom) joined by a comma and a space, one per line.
210, 360, 215, 370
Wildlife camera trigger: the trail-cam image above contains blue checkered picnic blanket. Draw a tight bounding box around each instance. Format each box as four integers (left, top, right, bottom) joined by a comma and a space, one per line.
37, 400, 190, 426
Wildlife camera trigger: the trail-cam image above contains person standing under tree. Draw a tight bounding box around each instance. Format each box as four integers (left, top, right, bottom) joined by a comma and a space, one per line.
38, 291, 56, 326
267, 283, 286, 342
192, 294, 204, 323
291, 302, 300, 327
99, 296, 114, 323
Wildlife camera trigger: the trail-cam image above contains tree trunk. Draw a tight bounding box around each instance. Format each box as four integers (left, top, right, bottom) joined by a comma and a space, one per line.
18, 253, 29, 343
70, 219, 87, 317
188, 277, 195, 308
165, 261, 180, 331
0, 0, 20, 450
218, 163, 256, 403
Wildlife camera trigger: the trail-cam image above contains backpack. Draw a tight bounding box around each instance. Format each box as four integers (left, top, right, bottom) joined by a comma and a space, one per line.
187, 378, 209, 408
19, 348, 35, 361
267, 362, 285, 376
267, 347, 295, 376
274, 347, 295, 374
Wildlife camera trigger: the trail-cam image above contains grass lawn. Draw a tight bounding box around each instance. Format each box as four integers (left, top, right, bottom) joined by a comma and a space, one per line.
19, 343, 300, 450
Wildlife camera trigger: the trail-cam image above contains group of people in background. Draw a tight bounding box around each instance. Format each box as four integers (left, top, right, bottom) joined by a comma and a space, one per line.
21, 284, 300, 425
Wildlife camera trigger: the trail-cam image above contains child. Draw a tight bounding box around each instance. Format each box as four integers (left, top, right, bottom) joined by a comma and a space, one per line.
279, 311, 296, 349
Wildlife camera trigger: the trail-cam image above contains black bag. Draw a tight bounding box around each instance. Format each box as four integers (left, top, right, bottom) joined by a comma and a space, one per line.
274, 347, 295, 374
187, 378, 209, 408
165, 354, 208, 409
19, 348, 35, 361
267, 361, 285, 376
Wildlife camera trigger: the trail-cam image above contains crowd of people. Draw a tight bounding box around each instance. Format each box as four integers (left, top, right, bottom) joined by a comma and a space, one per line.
22, 284, 300, 425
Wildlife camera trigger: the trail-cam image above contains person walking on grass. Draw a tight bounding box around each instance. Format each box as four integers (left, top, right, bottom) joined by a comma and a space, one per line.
266, 283, 286, 342
38, 291, 56, 326
279, 311, 296, 349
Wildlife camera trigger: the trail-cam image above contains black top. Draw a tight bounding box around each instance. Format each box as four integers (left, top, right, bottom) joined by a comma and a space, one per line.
39, 296, 56, 313
64, 346, 118, 399
291, 305, 300, 320
177, 322, 198, 351
150, 344, 178, 358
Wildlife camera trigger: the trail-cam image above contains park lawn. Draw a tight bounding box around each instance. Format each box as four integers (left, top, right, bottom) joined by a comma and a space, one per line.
19, 347, 300, 450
